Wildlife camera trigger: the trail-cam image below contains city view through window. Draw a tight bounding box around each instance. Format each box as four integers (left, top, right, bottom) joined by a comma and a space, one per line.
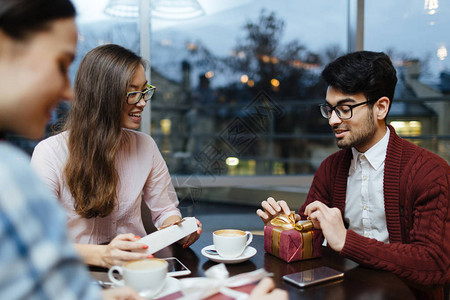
6, 1, 449, 203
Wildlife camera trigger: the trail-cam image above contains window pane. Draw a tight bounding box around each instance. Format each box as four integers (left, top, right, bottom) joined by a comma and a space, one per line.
151, 0, 347, 176
365, 0, 450, 162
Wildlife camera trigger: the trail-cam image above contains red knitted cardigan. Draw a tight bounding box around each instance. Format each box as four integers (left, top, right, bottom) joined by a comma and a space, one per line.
300, 125, 449, 289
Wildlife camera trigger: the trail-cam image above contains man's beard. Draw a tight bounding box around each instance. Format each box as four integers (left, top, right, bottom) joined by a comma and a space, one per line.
335, 109, 376, 149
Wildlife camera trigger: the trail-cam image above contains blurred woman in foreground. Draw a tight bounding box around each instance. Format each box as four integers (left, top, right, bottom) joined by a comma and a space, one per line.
0, 0, 142, 299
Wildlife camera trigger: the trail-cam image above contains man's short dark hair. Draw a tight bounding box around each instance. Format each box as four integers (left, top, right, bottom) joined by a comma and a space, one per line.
321, 51, 397, 111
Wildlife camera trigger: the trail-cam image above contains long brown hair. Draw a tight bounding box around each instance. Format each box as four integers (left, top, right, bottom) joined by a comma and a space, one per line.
64, 44, 144, 218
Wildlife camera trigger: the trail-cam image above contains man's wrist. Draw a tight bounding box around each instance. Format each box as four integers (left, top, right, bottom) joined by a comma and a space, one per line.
336, 230, 347, 252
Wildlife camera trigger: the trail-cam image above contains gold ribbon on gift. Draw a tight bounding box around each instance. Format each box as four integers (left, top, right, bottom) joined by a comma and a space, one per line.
270, 212, 314, 261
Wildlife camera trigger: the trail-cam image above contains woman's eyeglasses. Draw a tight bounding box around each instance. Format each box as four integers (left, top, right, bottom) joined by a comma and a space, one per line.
126, 84, 156, 105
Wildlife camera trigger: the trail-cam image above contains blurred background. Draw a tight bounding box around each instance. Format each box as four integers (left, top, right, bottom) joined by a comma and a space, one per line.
8, 0, 449, 222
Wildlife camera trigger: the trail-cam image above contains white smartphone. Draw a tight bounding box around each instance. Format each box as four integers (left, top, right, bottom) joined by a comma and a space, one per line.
163, 257, 191, 277
283, 266, 344, 288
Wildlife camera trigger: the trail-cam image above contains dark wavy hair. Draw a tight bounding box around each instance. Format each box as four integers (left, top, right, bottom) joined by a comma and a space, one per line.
321, 51, 397, 113
63, 44, 145, 218
0, 0, 75, 40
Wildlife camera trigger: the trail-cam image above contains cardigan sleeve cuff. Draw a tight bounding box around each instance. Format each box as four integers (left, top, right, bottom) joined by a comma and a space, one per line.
340, 230, 369, 262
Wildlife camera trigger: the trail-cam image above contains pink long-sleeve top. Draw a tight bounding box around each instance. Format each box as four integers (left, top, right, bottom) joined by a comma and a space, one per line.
30, 129, 181, 244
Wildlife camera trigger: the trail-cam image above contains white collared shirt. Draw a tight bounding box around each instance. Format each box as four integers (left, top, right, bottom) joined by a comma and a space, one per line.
344, 127, 390, 243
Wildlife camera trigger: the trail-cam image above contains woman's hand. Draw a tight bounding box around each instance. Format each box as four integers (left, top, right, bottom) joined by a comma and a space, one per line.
249, 277, 288, 300
178, 218, 202, 248
160, 216, 202, 249
101, 233, 151, 268
102, 286, 146, 300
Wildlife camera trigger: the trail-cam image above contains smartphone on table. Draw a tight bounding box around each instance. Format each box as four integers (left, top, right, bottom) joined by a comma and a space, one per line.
283, 266, 343, 288
163, 257, 191, 277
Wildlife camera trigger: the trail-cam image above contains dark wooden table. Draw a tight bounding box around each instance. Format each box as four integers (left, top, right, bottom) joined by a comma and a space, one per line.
91, 234, 416, 299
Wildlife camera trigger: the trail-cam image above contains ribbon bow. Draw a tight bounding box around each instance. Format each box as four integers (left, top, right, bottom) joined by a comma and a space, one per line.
270, 212, 313, 232
178, 263, 271, 300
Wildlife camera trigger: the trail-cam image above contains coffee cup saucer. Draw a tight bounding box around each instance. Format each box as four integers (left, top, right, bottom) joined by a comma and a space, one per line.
201, 245, 257, 264
139, 277, 180, 299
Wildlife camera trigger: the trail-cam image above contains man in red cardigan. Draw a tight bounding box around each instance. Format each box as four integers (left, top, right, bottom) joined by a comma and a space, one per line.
257, 51, 449, 299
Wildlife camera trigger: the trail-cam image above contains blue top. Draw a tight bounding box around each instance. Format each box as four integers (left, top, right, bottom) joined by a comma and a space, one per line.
0, 142, 101, 299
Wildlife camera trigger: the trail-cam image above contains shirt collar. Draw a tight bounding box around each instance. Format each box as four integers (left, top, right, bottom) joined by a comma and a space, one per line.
351, 127, 390, 170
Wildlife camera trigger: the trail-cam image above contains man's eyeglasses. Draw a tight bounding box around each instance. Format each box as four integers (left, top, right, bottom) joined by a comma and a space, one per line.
319, 99, 374, 120
126, 84, 156, 105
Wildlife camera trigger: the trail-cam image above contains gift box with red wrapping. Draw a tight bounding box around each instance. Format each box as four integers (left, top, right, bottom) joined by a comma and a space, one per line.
264, 214, 319, 263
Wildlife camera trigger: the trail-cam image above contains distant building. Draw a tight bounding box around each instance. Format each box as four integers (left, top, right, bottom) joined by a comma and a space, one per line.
440, 71, 450, 93
389, 59, 448, 137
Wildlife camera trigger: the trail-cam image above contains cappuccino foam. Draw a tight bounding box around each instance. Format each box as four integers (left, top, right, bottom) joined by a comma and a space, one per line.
125, 259, 166, 270
215, 229, 246, 237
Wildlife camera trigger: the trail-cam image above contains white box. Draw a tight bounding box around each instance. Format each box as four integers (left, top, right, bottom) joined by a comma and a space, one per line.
137, 217, 198, 254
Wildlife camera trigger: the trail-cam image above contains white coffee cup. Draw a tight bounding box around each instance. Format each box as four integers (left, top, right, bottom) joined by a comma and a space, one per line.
213, 229, 253, 258
108, 258, 168, 297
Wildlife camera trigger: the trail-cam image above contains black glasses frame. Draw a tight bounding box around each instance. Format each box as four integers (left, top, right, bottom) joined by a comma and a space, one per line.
319, 99, 375, 120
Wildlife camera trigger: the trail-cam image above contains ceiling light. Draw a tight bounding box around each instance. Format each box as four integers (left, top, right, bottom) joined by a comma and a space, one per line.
104, 0, 204, 20
104, 0, 139, 18
152, 0, 204, 20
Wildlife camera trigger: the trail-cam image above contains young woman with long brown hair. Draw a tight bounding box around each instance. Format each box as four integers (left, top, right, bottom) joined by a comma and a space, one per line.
31, 44, 201, 268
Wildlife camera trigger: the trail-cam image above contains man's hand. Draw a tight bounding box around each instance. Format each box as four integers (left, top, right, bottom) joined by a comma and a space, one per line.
304, 201, 347, 252
256, 197, 299, 225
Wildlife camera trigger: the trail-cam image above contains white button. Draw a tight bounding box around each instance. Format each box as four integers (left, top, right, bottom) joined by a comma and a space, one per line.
363, 175, 368, 181
364, 233, 370, 237
363, 205, 367, 210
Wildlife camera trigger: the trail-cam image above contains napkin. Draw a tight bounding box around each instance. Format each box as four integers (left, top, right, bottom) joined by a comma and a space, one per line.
174, 264, 270, 300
